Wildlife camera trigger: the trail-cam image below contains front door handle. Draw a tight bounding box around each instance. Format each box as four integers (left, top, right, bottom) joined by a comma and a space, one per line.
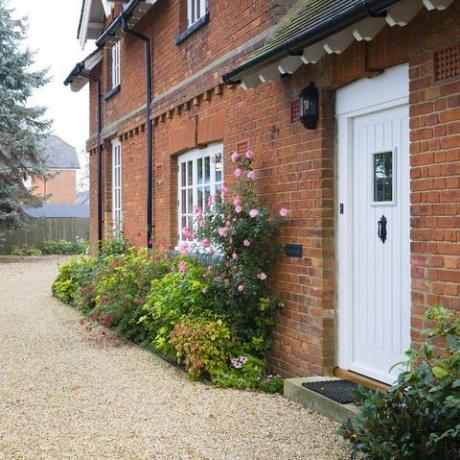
378, 215, 387, 244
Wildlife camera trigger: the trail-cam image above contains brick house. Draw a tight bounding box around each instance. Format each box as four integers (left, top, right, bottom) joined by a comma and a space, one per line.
65, 0, 460, 385
32, 135, 80, 205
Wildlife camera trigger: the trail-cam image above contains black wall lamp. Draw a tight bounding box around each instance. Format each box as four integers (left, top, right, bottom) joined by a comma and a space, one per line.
299, 82, 319, 130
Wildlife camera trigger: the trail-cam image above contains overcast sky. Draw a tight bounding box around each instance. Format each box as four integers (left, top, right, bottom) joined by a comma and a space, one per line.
10, 0, 91, 160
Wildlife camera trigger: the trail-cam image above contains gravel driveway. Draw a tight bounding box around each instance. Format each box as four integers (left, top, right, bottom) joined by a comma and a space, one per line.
0, 257, 349, 460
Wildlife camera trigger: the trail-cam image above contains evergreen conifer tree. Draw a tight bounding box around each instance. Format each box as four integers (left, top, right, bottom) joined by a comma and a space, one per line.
0, 0, 50, 225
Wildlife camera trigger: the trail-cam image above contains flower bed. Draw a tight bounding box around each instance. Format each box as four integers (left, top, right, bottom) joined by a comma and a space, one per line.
53, 149, 287, 393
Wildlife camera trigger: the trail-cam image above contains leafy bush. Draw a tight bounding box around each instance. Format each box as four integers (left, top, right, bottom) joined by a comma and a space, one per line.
52, 256, 105, 313
11, 245, 42, 256
170, 315, 234, 380
88, 248, 169, 344
41, 238, 88, 255
100, 232, 128, 257
52, 257, 82, 303
140, 258, 211, 355
341, 306, 460, 460
212, 355, 275, 391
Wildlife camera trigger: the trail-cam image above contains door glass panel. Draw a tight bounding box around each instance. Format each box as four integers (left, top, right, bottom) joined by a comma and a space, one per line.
181, 163, 186, 187
374, 151, 393, 202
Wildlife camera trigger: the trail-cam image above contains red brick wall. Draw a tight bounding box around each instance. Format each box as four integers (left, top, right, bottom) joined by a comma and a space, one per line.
85, 2, 460, 378
32, 170, 77, 204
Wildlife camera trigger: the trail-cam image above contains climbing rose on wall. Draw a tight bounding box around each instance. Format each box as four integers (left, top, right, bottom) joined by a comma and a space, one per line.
197, 149, 288, 348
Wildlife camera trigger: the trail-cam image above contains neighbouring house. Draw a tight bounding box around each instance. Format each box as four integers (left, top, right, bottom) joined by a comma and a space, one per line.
64, 0, 460, 385
32, 135, 80, 205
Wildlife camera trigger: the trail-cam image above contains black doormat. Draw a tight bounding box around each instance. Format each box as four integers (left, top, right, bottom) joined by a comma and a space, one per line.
301, 379, 361, 404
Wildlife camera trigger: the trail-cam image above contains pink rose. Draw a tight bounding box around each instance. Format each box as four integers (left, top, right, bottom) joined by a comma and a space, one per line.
232, 252, 238, 260
245, 149, 254, 160
208, 194, 216, 207
181, 226, 194, 240
178, 261, 187, 273
258, 272, 268, 281
218, 227, 228, 237
235, 205, 242, 213
202, 239, 210, 248
179, 242, 189, 255
193, 206, 202, 216
279, 207, 288, 217
231, 151, 240, 163
234, 168, 242, 178
243, 239, 250, 247
233, 195, 242, 206
247, 170, 256, 180
249, 209, 259, 218
237, 284, 245, 292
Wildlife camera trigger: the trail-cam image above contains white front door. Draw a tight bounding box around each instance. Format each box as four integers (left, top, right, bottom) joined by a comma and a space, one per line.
337, 64, 411, 384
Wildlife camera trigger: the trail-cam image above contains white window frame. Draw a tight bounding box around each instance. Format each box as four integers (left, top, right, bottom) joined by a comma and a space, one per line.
112, 140, 122, 235
177, 143, 223, 242
187, 0, 207, 27
111, 41, 121, 89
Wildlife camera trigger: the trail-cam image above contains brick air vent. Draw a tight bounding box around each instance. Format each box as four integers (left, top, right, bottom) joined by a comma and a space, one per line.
291, 100, 300, 123
434, 44, 460, 82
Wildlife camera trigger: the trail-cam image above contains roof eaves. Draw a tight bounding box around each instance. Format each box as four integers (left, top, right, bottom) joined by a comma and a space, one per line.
223, 0, 405, 84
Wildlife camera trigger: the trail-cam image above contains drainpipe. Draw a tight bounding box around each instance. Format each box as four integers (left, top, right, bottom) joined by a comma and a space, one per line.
121, 15, 154, 249
78, 68, 104, 249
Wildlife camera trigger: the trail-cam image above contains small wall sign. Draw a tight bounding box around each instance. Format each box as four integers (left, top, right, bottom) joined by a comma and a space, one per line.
285, 244, 303, 258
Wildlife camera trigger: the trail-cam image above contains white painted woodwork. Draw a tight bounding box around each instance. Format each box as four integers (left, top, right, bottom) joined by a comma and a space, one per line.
259, 65, 280, 83
352, 17, 386, 41
337, 64, 410, 385
277, 55, 303, 74
323, 28, 355, 54
177, 144, 224, 242
112, 140, 122, 235
423, 0, 455, 10
240, 72, 262, 90
301, 42, 325, 64
386, 0, 423, 27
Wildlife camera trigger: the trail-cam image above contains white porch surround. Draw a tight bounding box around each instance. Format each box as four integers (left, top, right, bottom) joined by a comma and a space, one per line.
239, 0, 454, 90
336, 64, 410, 385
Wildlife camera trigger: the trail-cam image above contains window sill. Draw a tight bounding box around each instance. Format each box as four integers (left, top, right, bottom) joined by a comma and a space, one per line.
176, 12, 210, 45
104, 84, 121, 101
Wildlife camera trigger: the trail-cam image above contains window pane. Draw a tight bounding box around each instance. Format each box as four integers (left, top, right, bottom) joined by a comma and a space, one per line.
187, 160, 193, 186
374, 151, 393, 202
197, 158, 203, 184
187, 189, 193, 213
181, 190, 187, 213
204, 156, 210, 183
181, 163, 186, 187
215, 153, 223, 183
198, 188, 204, 211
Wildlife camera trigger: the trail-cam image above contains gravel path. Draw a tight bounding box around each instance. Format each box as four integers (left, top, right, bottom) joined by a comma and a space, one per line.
0, 257, 349, 460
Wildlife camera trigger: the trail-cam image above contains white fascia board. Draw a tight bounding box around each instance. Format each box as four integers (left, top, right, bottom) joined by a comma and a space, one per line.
79, 0, 107, 49
85, 49, 103, 71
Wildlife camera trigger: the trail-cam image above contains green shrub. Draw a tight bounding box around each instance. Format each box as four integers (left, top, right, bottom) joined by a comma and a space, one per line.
41, 238, 88, 255
11, 245, 42, 256
52, 257, 81, 303
212, 355, 268, 390
170, 315, 234, 380
99, 232, 128, 257
341, 306, 460, 460
139, 258, 210, 356
88, 248, 169, 344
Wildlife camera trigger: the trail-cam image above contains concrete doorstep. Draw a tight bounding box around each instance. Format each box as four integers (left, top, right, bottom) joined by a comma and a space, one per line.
284, 376, 361, 423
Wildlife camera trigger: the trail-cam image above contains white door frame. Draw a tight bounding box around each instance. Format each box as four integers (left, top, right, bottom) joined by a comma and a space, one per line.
336, 64, 409, 380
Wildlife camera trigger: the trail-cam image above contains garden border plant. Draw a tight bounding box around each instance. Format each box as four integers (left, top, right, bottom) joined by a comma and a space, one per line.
53, 148, 287, 394
341, 305, 460, 460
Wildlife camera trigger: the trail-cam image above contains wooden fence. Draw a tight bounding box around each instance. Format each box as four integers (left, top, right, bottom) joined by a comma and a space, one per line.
0, 218, 89, 254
